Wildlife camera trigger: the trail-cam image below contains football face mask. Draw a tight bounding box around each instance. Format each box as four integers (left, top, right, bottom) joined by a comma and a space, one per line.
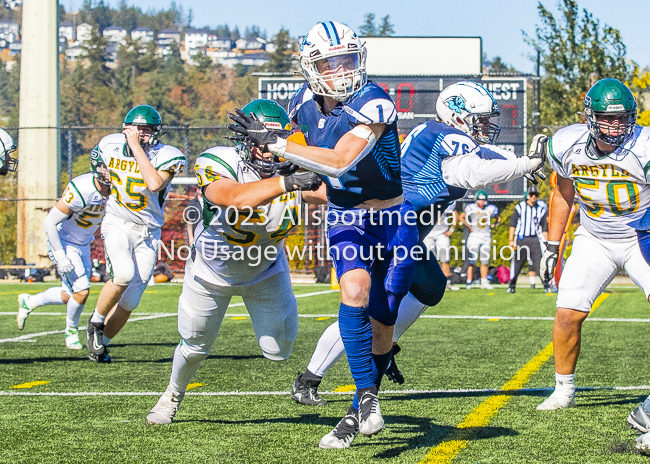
436, 81, 501, 145
0, 129, 17, 176
299, 21, 367, 102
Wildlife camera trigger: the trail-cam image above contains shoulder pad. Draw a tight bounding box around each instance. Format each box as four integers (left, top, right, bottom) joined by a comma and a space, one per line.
153, 144, 186, 173
194, 147, 240, 187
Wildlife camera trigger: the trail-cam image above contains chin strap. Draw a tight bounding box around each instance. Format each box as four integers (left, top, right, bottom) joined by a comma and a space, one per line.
586, 136, 611, 159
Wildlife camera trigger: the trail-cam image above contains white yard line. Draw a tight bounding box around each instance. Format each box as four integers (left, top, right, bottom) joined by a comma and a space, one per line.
2, 385, 650, 397
0, 290, 339, 344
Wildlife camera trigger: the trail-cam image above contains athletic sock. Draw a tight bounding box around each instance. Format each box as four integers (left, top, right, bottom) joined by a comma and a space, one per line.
393, 292, 427, 341
351, 350, 392, 409
481, 277, 489, 285
102, 335, 112, 347
554, 372, 575, 394
301, 369, 323, 387
90, 309, 106, 324
169, 341, 204, 395
338, 303, 373, 391
29, 287, 64, 309
529, 275, 536, 286
306, 321, 345, 377
65, 298, 84, 328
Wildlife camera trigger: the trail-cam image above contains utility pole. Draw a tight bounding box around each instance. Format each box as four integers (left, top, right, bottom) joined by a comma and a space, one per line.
17, 0, 60, 265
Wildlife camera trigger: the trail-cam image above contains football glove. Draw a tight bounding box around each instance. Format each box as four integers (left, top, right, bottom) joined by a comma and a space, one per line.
274, 158, 300, 176
53, 249, 74, 275
227, 109, 279, 148
540, 240, 560, 285
280, 171, 322, 192
524, 134, 548, 185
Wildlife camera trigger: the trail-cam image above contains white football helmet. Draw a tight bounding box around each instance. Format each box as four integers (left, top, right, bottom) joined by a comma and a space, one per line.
0, 128, 17, 175
299, 21, 367, 102
436, 81, 500, 144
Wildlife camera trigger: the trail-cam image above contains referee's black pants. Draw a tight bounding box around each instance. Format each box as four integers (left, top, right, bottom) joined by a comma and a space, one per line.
509, 236, 543, 290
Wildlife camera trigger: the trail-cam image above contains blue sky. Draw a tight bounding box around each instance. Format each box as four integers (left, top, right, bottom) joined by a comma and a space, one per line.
63, 0, 650, 73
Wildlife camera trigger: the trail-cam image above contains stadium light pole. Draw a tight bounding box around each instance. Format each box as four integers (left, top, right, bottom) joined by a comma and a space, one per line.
17, 0, 60, 266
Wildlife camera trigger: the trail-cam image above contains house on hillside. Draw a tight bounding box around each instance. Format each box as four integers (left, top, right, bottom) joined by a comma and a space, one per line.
0, 20, 19, 44
131, 27, 154, 44
59, 21, 75, 42
158, 28, 180, 46
235, 38, 266, 51
103, 25, 127, 45
184, 28, 208, 50
77, 23, 93, 42
207, 34, 233, 50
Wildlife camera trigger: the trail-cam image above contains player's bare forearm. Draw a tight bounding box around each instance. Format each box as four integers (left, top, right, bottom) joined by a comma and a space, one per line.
205, 177, 284, 210
301, 183, 327, 204
131, 149, 169, 192
285, 123, 384, 170
509, 226, 515, 242
548, 175, 575, 242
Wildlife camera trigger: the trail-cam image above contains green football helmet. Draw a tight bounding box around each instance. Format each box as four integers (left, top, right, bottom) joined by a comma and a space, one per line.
90, 146, 110, 186
237, 99, 293, 176
584, 78, 637, 149
123, 105, 163, 149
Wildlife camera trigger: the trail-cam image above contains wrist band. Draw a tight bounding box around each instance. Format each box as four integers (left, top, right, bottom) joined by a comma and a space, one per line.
279, 176, 287, 193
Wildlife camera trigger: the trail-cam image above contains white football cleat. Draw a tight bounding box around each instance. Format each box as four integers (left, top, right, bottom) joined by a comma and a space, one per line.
319, 413, 359, 449
16, 293, 32, 331
64, 327, 83, 350
358, 391, 384, 436
480, 281, 494, 290
637, 432, 650, 453
147, 388, 184, 425
536, 391, 576, 410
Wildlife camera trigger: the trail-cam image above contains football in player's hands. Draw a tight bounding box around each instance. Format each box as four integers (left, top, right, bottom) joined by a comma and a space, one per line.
281, 171, 322, 192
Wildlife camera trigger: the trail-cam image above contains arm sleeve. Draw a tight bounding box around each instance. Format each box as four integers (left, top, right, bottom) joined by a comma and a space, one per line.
43, 206, 71, 253
510, 207, 520, 227
441, 154, 534, 189
478, 144, 519, 160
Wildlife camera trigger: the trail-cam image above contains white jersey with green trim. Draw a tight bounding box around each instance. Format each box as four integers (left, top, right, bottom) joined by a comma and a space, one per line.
193, 146, 301, 286
96, 133, 186, 229
547, 124, 650, 239
58, 172, 108, 246
465, 203, 498, 238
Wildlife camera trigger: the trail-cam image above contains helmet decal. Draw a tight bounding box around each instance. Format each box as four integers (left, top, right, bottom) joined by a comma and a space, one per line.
320, 21, 341, 46
444, 95, 467, 114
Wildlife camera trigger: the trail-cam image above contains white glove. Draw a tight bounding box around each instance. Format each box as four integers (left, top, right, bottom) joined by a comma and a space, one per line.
539, 240, 560, 285
525, 134, 548, 185
53, 249, 74, 275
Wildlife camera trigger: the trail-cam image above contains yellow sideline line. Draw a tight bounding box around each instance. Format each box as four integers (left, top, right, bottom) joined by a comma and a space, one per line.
418, 293, 610, 464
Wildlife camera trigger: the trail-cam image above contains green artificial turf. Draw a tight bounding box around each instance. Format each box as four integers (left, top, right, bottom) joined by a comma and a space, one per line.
1, 283, 649, 463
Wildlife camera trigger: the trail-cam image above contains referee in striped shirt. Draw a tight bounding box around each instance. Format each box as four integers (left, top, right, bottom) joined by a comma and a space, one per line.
507, 185, 549, 293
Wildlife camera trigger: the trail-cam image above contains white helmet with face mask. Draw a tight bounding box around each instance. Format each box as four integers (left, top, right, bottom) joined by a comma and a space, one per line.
436, 81, 501, 144
299, 21, 367, 102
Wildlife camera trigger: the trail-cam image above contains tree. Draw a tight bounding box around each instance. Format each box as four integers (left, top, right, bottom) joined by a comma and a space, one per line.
485, 56, 518, 74
377, 15, 395, 37
359, 13, 376, 37
264, 28, 295, 73
524, 0, 628, 126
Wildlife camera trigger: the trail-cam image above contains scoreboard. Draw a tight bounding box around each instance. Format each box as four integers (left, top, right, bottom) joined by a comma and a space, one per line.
258, 75, 528, 200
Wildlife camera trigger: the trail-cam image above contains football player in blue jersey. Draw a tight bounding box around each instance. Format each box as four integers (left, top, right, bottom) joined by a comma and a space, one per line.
289, 81, 547, 417
229, 21, 418, 449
